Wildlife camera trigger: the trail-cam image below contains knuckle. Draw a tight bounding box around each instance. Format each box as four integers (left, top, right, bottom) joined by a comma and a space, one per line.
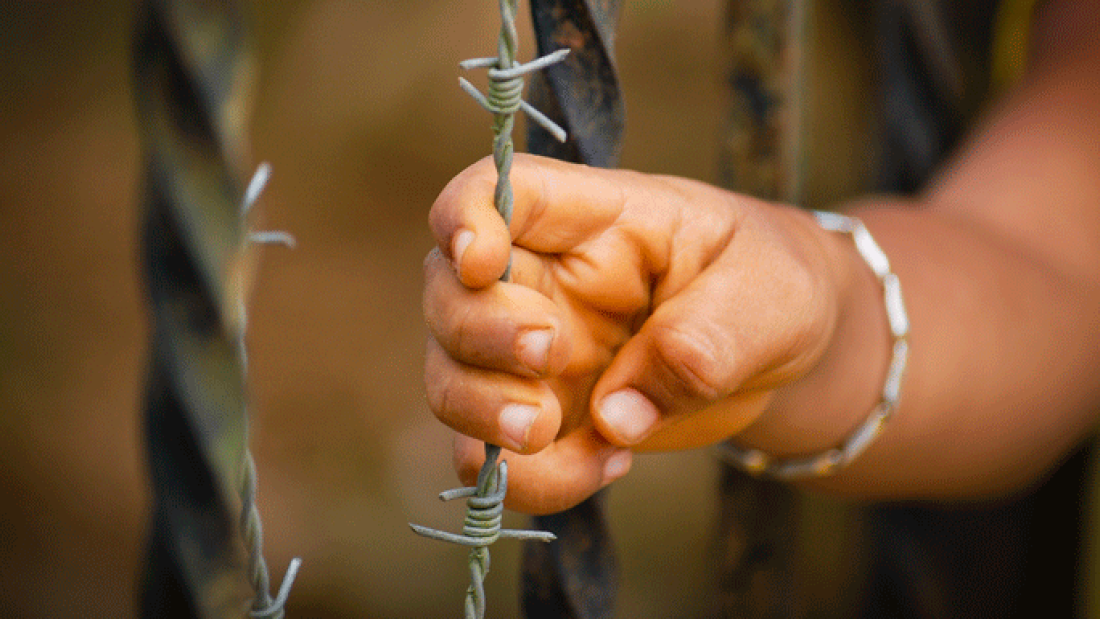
785, 255, 821, 308
650, 322, 728, 401
452, 447, 482, 487
428, 367, 484, 440
430, 160, 494, 239
781, 259, 831, 344
428, 183, 456, 237
435, 163, 480, 209
766, 255, 834, 376
424, 349, 454, 421
423, 247, 444, 277
451, 302, 477, 359
424, 341, 477, 433
422, 253, 448, 319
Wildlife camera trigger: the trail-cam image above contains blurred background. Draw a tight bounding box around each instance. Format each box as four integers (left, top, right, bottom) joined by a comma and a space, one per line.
0, 1, 738, 616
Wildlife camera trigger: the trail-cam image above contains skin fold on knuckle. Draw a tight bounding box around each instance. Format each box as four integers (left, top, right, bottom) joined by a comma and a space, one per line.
422, 252, 457, 338
425, 341, 503, 441
424, 343, 462, 429
765, 253, 837, 383
447, 297, 483, 364
650, 321, 730, 404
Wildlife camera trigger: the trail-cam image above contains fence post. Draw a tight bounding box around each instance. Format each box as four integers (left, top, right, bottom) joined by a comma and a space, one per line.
133, 0, 270, 615
521, 2, 625, 618
713, 1, 809, 617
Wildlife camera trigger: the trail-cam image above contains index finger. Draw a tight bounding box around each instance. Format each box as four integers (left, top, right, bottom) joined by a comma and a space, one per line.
429, 154, 626, 289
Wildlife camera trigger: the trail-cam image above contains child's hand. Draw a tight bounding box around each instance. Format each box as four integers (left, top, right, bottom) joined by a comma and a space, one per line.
424, 154, 849, 514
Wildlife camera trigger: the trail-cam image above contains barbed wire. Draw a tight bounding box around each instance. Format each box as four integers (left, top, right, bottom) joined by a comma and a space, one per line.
133, 3, 303, 612
409, 1, 569, 617
134, 0, 268, 614
238, 164, 302, 619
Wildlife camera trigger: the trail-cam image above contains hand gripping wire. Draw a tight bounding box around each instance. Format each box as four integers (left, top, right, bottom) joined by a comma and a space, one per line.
410, 2, 565, 618
455, 0, 570, 263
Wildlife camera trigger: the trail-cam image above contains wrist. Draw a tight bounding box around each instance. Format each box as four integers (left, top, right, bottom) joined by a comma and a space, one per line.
728, 208, 899, 470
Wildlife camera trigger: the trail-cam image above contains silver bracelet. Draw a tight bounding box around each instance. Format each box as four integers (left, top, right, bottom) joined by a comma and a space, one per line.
715, 210, 909, 480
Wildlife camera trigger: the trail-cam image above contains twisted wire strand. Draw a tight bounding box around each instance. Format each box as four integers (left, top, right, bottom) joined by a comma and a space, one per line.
410, 448, 557, 619
135, 0, 259, 614
134, 2, 301, 609
410, 2, 567, 617
238, 165, 302, 619
239, 454, 302, 619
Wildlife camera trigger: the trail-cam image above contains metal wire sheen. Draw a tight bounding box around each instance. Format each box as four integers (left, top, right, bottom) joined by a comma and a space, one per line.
410, 2, 566, 617
239, 166, 301, 619
134, 1, 298, 614
715, 210, 909, 480
136, 0, 256, 614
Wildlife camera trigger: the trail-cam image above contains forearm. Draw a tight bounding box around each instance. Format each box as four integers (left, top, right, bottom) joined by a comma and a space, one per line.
763, 204, 1100, 500
422, 0, 1100, 512
740, 0, 1100, 498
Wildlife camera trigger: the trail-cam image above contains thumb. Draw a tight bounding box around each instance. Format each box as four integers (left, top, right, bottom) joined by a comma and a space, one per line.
591, 292, 751, 447
590, 239, 828, 447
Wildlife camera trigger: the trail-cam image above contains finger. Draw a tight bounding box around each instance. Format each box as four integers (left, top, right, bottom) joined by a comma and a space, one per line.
591, 216, 833, 446
631, 388, 773, 452
428, 158, 510, 288
453, 428, 632, 515
429, 155, 626, 289
425, 336, 562, 454
424, 248, 571, 377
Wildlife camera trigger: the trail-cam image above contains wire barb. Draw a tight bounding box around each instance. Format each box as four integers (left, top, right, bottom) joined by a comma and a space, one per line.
237, 164, 301, 619
409, 456, 556, 547
458, 47, 571, 143
242, 162, 298, 249
411, 447, 556, 619
411, 3, 566, 617
134, 2, 299, 616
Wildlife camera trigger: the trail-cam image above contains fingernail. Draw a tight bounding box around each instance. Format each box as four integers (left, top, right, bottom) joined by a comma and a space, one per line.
499, 404, 539, 451
516, 329, 553, 374
602, 449, 632, 483
598, 389, 659, 444
453, 229, 475, 269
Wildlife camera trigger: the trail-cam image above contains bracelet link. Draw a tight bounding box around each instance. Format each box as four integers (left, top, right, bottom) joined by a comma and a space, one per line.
716, 210, 909, 479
